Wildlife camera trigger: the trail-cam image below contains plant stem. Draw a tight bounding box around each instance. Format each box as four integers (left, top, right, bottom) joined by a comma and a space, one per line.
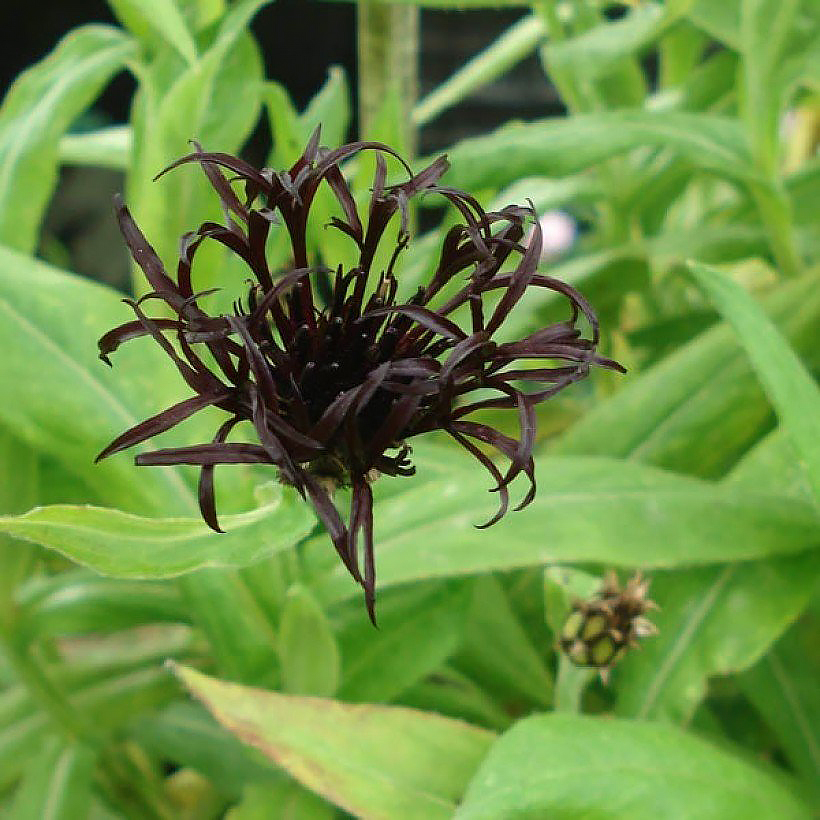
357, 0, 419, 156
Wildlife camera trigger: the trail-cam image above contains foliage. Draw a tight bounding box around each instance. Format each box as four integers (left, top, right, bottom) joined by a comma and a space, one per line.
0, 0, 817, 817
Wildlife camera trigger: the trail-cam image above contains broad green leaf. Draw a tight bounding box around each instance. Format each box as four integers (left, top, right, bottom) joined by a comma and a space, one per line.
455, 713, 810, 819
438, 110, 753, 192
313, 454, 820, 604
0, 483, 314, 579
58, 125, 131, 170
0, 25, 135, 253
614, 424, 818, 723
278, 584, 340, 696
11, 737, 95, 820
413, 14, 546, 126
740, 616, 820, 803
107, 0, 198, 64
336, 582, 467, 703
689, 262, 820, 501
174, 664, 495, 819
455, 576, 553, 707
132, 703, 281, 799
128, 0, 268, 294
553, 275, 820, 478
614, 553, 819, 723
0, 245, 198, 515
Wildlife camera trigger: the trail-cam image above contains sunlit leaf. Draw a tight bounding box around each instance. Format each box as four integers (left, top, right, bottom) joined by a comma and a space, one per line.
173, 663, 495, 820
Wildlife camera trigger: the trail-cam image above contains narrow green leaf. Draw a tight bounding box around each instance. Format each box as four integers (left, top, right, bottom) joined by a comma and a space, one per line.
314, 454, 820, 603
438, 110, 753, 191
0, 431, 39, 604
0, 484, 314, 579
553, 274, 820, 478
108, 0, 198, 64
15, 571, 188, 644
336, 583, 467, 703
127, 0, 268, 294
132, 702, 281, 799
0, 25, 135, 253
455, 714, 811, 819
173, 663, 495, 820
58, 125, 132, 170
614, 553, 819, 723
740, 0, 801, 170
278, 584, 340, 696
0, 245, 203, 515
739, 616, 820, 803
400, 665, 511, 731
455, 576, 553, 707
11, 737, 95, 820
228, 782, 335, 820
689, 262, 820, 500
545, 3, 676, 79
413, 14, 545, 126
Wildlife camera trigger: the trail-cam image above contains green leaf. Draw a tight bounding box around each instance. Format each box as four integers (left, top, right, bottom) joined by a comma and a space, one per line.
413, 14, 545, 126
400, 665, 511, 731
107, 0, 198, 64
739, 616, 820, 803
11, 737, 95, 820
336, 582, 467, 703
173, 664, 495, 820
455, 576, 553, 707
545, 3, 677, 80
132, 703, 281, 799
0, 25, 135, 253
15, 571, 188, 644
228, 782, 335, 820
58, 125, 131, 170
278, 584, 340, 696
0, 245, 200, 515
687, 0, 742, 47
0, 484, 314, 579
614, 553, 819, 723
689, 263, 820, 500
127, 0, 268, 294
553, 274, 820, 478
614, 422, 819, 724
455, 713, 811, 819
313, 453, 820, 603
0, 431, 39, 603
438, 110, 753, 191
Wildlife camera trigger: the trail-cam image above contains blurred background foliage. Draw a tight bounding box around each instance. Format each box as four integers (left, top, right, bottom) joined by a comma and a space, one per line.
0, 1, 818, 818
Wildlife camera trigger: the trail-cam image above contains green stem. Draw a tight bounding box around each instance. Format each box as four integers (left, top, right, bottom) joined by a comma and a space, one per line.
748, 179, 803, 278
357, 0, 419, 156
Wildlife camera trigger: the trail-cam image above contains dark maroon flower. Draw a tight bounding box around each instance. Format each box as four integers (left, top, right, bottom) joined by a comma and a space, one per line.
97, 130, 624, 621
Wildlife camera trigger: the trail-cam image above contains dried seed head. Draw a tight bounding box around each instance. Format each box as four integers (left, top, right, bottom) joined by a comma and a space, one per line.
559, 571, 658, 675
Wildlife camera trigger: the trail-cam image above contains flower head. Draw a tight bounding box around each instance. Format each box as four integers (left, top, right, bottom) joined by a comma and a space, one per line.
97, 129, 624, 621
